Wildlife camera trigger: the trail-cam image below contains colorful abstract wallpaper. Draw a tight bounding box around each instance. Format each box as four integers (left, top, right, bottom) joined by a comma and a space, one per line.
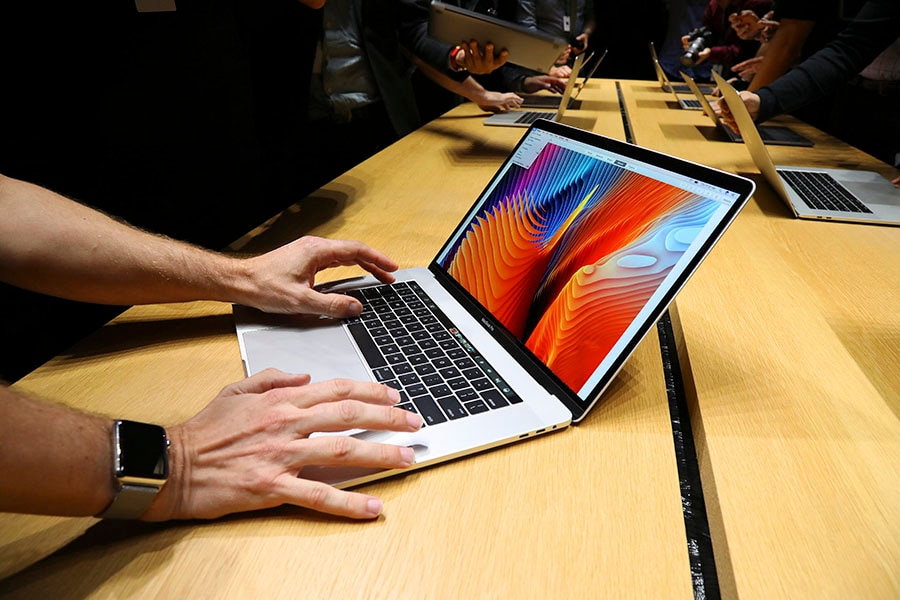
439, 143, 720, 394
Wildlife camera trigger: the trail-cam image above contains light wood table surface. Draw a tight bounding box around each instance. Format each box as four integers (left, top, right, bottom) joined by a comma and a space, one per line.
0, 83, 696, 598
619, 79, 900, 599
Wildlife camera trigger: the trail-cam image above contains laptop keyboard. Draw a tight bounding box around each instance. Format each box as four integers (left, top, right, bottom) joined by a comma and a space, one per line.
779, 170, 872, 213
515, 111, 555, 124
343, 281, 522, 426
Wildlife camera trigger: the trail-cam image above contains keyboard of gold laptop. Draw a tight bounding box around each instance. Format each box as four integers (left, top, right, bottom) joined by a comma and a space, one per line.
343, 282, 522, 426
779, 170, 872, 213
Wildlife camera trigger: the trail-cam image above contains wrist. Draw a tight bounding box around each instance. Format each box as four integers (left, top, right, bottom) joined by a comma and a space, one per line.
449, 45, 467, 72
217, 254, 258, 308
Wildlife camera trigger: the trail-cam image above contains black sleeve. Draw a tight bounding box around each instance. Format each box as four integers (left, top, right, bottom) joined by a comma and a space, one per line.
756, 0, 900, 122
397, 0, 470, 82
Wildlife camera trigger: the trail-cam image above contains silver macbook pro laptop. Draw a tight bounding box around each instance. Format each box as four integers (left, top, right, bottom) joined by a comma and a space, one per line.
429, 1, 566, 73
484, 53, 584, 127
233, 119, 755, 488
520, 48, 607, 109
715, 71, 900, 226
649, 41, 714, 96
680, 71, 813, 147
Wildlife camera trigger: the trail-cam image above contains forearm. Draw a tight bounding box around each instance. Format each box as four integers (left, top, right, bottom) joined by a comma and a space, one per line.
0, 386, 114, 516
413, 56, 486, 103
0, 174, 245, 306
747, 18, 815, 90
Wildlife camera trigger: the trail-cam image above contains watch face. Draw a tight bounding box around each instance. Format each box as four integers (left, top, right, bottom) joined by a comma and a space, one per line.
114, 420, 169, 480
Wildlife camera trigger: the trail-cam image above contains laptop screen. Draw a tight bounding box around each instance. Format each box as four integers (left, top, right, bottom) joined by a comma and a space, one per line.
434, 121, 750, 410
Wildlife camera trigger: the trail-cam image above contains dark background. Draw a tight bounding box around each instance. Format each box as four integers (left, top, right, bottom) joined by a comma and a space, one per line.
0, 0, 669, 383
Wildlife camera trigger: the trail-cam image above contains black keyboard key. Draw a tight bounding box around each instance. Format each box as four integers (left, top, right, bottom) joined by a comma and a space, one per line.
471, 378, 493, 391
456, 388, 478, 402
481, 390, 510, 409
372, 367, 394, 382
413, 394, 447, 425
386, 353, 407, 365
446, 348, 466, 359
401, 344, 423, 356
439, 367, 461, 379
462, 367, 483, 380
455, 357, 476, 369
430, 384, 452, 398
437, 396, 467, 420
406, 383, 427, 396
447, 377, 469, 391
415, 363, 437, 375
432, 356, 452, 369
399, 373, 420, 386
464, 399, 489, 414
421, 373, 443, 387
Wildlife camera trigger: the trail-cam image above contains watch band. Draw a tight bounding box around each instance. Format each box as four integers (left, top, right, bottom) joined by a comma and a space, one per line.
96, 483, 161, 519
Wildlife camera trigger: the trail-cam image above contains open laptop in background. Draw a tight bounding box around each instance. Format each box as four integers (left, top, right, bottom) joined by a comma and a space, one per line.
649, 41, 714, 95
484, 53, 584, 126
714, 71, 900, 225
429, 1, 566, 73
233, 119, 755, 488
520, 48, 607, 109
680, 71, 813, 147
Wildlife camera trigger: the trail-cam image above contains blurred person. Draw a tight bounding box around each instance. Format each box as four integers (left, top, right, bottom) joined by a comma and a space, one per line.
659, 0, 713, 82
741, 0, 852, 92
715, 0, 900, 181
298, 0, 511, 197
516, 0, 595, 77
679, 0, 771, 79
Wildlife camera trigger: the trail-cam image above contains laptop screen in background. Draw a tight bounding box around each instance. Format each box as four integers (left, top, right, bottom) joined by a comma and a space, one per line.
435, 126, 742, 401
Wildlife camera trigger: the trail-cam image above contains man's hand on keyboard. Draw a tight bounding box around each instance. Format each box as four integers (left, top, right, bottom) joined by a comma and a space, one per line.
235, 236, 399, 317
141, 369, 422, 521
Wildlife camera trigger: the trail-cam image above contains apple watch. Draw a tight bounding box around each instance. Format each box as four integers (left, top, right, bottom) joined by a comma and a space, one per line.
96, 420, 170, 519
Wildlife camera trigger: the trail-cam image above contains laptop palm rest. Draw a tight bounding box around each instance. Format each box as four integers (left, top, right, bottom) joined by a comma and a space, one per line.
239, 315, 370, 384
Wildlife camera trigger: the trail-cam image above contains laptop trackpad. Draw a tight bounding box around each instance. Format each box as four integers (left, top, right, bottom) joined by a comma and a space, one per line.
240, 319, 370, 384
